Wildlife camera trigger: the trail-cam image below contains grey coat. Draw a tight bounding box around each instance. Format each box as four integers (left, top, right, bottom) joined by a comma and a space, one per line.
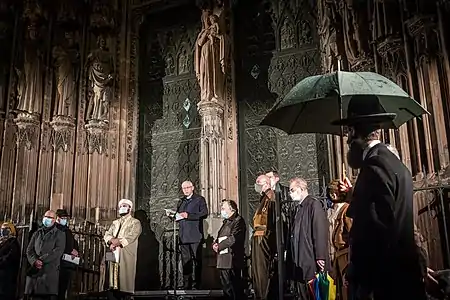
25, 225, 66, 295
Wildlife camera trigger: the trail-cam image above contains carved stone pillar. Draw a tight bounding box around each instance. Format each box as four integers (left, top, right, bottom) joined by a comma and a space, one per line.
194, 1, 239, 238
198, 100, 226, 215
50, 116, 76, 210
12, 112, 41, 221
84, 120, 109, 222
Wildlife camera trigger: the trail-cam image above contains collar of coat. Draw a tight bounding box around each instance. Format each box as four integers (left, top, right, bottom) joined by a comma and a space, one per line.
362, 140, 381, 160
223, 212, 239, 222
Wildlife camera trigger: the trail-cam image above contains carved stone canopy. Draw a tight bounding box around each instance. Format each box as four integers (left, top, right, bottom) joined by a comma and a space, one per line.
14, 111, 41, 150
50, 115, 76, 152
377, 35, 403, 58
85, 119, 109, 154
405, 14, 436, 38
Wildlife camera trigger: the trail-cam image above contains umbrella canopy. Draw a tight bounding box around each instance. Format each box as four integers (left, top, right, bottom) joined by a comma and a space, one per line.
260, 71, 429, 135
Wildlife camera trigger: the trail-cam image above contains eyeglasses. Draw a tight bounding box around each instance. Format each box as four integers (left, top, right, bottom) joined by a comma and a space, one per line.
182, 186, 193, 190
44, 216, 55, 219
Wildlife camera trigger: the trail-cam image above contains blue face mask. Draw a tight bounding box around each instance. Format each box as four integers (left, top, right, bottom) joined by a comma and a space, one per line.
59, 219, 68, 226
42, 217, 53, 228
221, 210, 229, 219
0, 228, 10, 237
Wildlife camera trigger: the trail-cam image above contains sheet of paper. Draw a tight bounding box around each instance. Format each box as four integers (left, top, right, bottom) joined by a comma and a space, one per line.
113, 247, 120, 263
218, 236, 228, 254
62, 254, 80, 265
165, 209, 176, 217
175, 213, 184, 221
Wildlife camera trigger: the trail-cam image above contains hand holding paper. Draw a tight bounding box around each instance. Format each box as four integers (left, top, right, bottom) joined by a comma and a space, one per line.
218, 236, 229, 254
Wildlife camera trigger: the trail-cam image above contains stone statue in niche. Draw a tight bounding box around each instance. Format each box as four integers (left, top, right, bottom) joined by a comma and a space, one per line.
165, 54, 175, 76
195, 9, 229, 103
52, 31, 79, 117
280, 18, 295, 49
85, 35, 114, 122
299, 20, 312, 46
178, 47, 189, 75
318, 0, 339, 72
338, 0, 370, 65
16, 24, 44, 114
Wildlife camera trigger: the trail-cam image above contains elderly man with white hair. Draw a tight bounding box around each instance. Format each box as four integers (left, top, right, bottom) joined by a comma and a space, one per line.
102, 199, 142, 300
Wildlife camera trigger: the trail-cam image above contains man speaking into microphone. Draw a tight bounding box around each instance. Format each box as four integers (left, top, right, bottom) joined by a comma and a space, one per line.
176, 180, 208, 290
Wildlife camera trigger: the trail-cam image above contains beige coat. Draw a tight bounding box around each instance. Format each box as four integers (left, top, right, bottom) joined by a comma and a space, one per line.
103, 214, 142, 293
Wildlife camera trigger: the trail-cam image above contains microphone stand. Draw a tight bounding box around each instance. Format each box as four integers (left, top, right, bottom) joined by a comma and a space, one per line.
275, 183, 284, 300
173, 214, 178, 298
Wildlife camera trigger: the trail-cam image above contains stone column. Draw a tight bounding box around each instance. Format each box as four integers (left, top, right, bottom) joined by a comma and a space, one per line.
50, 116, 76, 210
198, 100, 226, 215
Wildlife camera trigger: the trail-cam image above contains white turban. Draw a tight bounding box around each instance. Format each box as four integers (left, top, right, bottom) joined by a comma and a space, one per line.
118, 199, 133, 209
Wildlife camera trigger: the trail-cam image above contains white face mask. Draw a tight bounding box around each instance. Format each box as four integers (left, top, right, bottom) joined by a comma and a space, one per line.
254, 183, 263, 194
290, 189, 304, 201
119, 206, 129, 215
269, 179, 276, 189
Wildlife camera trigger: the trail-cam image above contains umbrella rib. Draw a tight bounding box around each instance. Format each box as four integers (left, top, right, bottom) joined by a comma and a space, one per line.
287, 103, 307, 134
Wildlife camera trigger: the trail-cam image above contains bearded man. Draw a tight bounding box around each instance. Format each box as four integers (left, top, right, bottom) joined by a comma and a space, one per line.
102, 199, 142, 300
252, 174, 278, 300
331, 95, 427, 300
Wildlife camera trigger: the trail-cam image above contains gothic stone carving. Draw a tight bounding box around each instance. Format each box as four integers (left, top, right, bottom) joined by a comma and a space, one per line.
85, 35, 114, 123
50, 115, 76, 152
90, 0, 116, 33
318, 0, 339, 72
195, 7, 230, 103
14, 112, 40, 150
84, 120, 109, 154
16, 0, 47, 115
336, 0, 372, 69
53, 31, 80, 118
267, 0, 314, 51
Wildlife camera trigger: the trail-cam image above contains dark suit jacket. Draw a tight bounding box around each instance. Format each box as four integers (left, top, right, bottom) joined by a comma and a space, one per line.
347, 143, 422, 287
177, 194, 208, 244
290, 195, 329, 281
56, 224, 79, 269
215, 213, 246, 269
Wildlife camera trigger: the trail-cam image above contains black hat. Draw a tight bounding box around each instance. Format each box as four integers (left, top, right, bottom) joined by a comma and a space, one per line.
331, 95, 396, 126
56, 209, 70, 217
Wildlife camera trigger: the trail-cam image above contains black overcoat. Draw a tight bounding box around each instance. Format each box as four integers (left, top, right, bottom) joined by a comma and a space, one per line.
0, 237, 20, 298
25, 225, 66, 296
177, 194, 208, 244
347, 143, 426, 296
290, 195, 329, 282
215, 213, 246, 269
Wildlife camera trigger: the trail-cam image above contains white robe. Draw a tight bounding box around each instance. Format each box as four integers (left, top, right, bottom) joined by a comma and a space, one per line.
103, 214, 142, 293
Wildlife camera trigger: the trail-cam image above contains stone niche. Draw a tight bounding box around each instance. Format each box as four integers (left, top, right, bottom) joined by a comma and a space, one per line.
135, 4, 221, 290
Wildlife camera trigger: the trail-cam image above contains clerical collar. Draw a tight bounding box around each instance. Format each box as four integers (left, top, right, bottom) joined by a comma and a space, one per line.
186, 195, 193, 200
363, 140, 381, 160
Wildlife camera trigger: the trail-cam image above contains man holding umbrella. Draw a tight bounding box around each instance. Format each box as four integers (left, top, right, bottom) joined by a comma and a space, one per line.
332, 95, 427, 300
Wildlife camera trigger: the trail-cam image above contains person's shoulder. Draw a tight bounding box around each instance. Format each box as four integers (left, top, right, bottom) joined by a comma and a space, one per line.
130, 216, 141, 224
235, 214, 245, 223
193, 194, 206, 201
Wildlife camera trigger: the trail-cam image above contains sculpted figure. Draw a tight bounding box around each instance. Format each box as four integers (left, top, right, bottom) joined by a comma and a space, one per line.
194, 10, 229, 103
16, 27, 44, 114
52, 31, 79, 117
318, 0, 339, 72
338, 0, 370, 65
85, 35, 114, 122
